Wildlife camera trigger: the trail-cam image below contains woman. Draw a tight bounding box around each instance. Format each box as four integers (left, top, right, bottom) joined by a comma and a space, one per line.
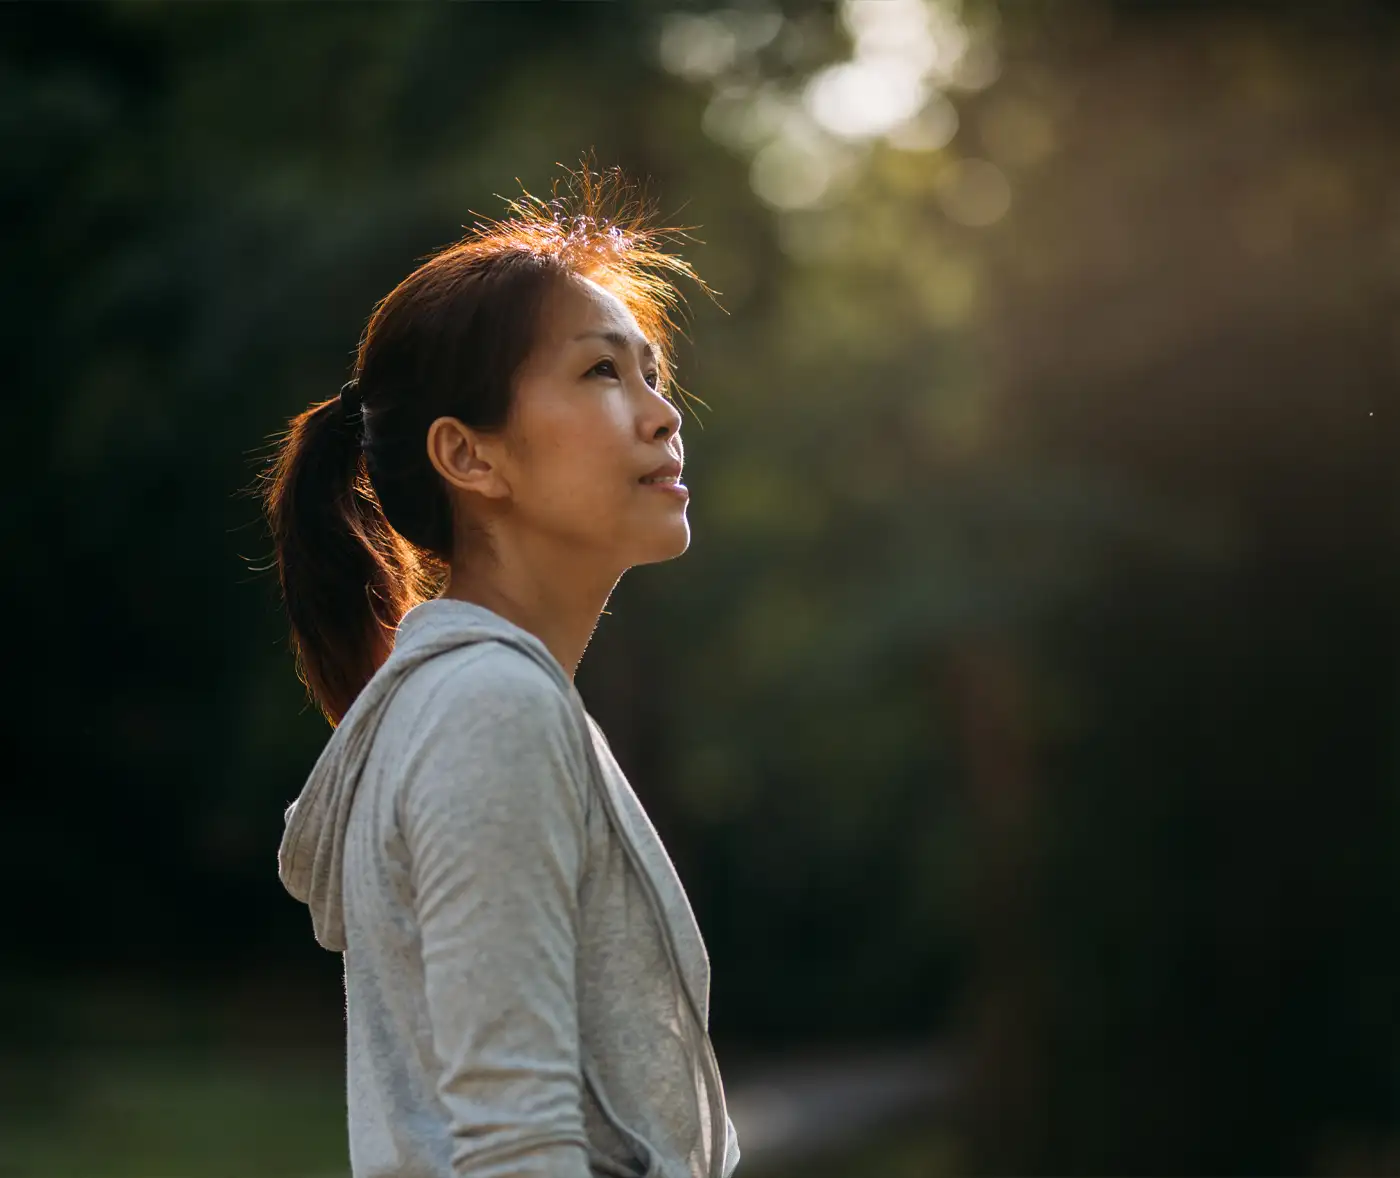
262, 167, 740, 1178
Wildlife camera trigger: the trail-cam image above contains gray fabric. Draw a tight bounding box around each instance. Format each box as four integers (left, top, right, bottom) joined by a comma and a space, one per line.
278, 597, 739, 1178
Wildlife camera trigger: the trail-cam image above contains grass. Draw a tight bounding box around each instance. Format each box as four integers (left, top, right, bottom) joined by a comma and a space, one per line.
0, 1049, 349, 1178
0, 1048, 956, 1178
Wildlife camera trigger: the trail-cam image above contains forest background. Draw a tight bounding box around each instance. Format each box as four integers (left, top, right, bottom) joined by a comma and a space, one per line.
4, 0, 1398, 1174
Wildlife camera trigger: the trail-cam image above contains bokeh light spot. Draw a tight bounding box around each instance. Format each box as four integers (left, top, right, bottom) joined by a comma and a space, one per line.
934, 158, 1011, 226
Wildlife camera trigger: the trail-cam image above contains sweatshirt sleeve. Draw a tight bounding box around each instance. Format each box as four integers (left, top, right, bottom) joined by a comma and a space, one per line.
400, 655, 593, 1178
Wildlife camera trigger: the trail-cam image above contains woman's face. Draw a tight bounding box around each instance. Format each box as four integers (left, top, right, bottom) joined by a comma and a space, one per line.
442, 272, 690, 575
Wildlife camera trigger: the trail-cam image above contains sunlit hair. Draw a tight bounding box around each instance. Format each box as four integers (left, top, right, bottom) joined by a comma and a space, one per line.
260, 158, 715, 725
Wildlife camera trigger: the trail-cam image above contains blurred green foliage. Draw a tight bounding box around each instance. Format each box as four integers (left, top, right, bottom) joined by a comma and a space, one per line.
1, 1052, 347, 1178
5, 0, 1399, 1174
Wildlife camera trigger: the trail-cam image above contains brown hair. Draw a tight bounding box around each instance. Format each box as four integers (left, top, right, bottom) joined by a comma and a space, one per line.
260, 161, 712, 725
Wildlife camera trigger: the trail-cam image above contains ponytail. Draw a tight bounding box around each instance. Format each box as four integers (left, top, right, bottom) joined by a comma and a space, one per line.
261, 386, 435, 726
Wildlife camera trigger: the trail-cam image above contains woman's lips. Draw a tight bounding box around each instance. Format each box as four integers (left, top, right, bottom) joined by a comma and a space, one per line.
638, 477, 689, 498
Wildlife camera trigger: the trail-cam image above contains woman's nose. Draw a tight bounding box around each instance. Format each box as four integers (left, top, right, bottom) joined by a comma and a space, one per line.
642, 383, 683, 441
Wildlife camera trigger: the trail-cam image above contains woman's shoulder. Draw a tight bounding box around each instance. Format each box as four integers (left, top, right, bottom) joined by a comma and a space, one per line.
387, 638, 582, 749
386, 639, 594, 823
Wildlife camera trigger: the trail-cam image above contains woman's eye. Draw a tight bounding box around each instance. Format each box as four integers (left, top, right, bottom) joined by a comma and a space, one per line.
585, 355, 624, 378
588, 359, 660, 390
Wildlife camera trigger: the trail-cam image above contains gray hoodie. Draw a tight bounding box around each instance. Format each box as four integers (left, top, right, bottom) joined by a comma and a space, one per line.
278, 597, 740, 1178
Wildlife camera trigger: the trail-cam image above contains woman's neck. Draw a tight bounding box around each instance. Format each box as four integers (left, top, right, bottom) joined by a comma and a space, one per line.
440, 554, 621, 683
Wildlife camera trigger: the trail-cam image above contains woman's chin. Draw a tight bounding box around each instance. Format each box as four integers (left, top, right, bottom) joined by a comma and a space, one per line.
631, 519, 691, 565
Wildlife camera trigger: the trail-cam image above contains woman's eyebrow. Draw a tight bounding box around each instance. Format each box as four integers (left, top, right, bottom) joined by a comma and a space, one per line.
573, 329, 657, 364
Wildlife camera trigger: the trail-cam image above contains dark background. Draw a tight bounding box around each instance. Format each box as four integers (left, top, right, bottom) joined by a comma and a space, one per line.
3, 1, 1397, 1174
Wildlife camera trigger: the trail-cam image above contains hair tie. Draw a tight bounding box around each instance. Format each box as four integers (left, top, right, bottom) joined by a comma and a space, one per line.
339, 378, 363, 428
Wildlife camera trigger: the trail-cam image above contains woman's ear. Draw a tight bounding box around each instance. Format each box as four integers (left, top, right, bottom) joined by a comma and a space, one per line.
425, 416, 511, 500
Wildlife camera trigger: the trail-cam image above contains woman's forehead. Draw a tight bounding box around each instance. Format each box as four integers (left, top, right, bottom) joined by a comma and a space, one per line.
542, 273, 646, 343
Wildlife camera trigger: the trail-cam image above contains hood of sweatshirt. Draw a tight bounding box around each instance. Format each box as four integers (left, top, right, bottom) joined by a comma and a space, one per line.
276, 597, 569, 953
